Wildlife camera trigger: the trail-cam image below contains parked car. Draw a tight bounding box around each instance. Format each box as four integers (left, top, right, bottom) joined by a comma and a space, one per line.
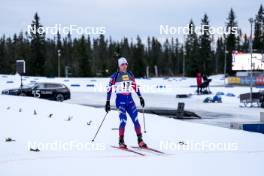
1, 82, 71, 101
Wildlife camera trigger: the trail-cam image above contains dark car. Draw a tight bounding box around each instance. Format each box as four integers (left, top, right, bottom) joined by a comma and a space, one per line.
2, 82, 71, 101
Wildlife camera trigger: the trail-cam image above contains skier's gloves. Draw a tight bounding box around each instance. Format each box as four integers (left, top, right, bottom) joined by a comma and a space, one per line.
140, 97, 145, 108
105, 101, 111, 112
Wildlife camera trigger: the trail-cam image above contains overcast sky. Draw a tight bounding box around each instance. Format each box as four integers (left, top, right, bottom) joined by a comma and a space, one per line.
0, 0, 263, 42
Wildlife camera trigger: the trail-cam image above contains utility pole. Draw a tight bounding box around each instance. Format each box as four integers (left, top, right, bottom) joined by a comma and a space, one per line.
183, 48, 185, 78
224, 41, 227, 86
57, 49, 61, 77
249, 18, 254, 107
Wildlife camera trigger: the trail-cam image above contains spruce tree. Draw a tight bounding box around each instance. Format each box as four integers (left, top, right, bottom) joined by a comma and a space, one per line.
77, 35, 91, 77
0, 36, 7, 73
253, 5, 264, 52
132, 36, 145, 77
225, 8, 238, 74
242, 34, 249, 52
185, 20, 200, 76
29, 13, 46, 76
199, 14, 212, 74
215, 37, 225, 73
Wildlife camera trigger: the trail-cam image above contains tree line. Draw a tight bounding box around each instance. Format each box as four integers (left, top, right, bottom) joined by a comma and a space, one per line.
0, 5, 264, 77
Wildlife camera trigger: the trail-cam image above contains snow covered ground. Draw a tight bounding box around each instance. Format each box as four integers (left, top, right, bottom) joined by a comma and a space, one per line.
0, 74, 264, 176
1, 94, 264, 176
1, 74, 261, 127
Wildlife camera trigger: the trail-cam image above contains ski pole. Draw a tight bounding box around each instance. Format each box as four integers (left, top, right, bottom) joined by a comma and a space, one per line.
142, 107, 147, 133
91, 112, 108, 142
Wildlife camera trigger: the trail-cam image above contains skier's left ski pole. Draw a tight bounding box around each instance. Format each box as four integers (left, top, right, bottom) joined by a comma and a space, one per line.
91, 112, 108, 142
142, 107, 147, 133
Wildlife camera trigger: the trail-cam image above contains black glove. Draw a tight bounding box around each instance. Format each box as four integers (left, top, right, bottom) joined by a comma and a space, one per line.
105, 101, 111, 112
139, 97, 145, 108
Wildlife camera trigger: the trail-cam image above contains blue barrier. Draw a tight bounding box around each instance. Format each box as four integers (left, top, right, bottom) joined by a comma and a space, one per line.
243, 124, 264, 134
70, 84, 80, 87
86, 84, 95, 87
6, 81, 14, 84
226, 93, 236, 97
156, 85, 166, 88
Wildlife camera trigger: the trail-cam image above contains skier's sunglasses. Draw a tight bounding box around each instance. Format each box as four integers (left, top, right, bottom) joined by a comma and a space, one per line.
120, 63, 128, 66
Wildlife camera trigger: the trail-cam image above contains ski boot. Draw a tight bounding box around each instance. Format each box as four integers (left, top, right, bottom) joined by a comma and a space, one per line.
137, 134, 147, 148
119, 136, 127, 149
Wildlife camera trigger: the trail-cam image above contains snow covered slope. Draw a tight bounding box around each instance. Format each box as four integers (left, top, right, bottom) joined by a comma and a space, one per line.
1, 95, 264, 176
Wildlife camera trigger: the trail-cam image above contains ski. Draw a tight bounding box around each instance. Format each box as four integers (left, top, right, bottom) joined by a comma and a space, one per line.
111, 146, 145, 156
131, 146, 166, 155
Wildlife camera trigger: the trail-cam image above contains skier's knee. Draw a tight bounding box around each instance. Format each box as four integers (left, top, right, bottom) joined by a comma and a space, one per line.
120, 118, 127, 128
134, 121, 141, 129
120, 122, 126, 128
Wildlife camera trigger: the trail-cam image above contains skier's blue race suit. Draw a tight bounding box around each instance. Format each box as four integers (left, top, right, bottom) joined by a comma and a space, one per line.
106, 71, 142, 137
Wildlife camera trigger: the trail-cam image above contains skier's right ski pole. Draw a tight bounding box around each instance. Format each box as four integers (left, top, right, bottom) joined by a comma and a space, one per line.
91, 112, 108, 142
142, 107, 147, 133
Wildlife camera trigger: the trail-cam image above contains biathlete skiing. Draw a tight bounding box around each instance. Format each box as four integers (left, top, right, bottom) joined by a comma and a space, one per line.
105, 57, 147, 149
